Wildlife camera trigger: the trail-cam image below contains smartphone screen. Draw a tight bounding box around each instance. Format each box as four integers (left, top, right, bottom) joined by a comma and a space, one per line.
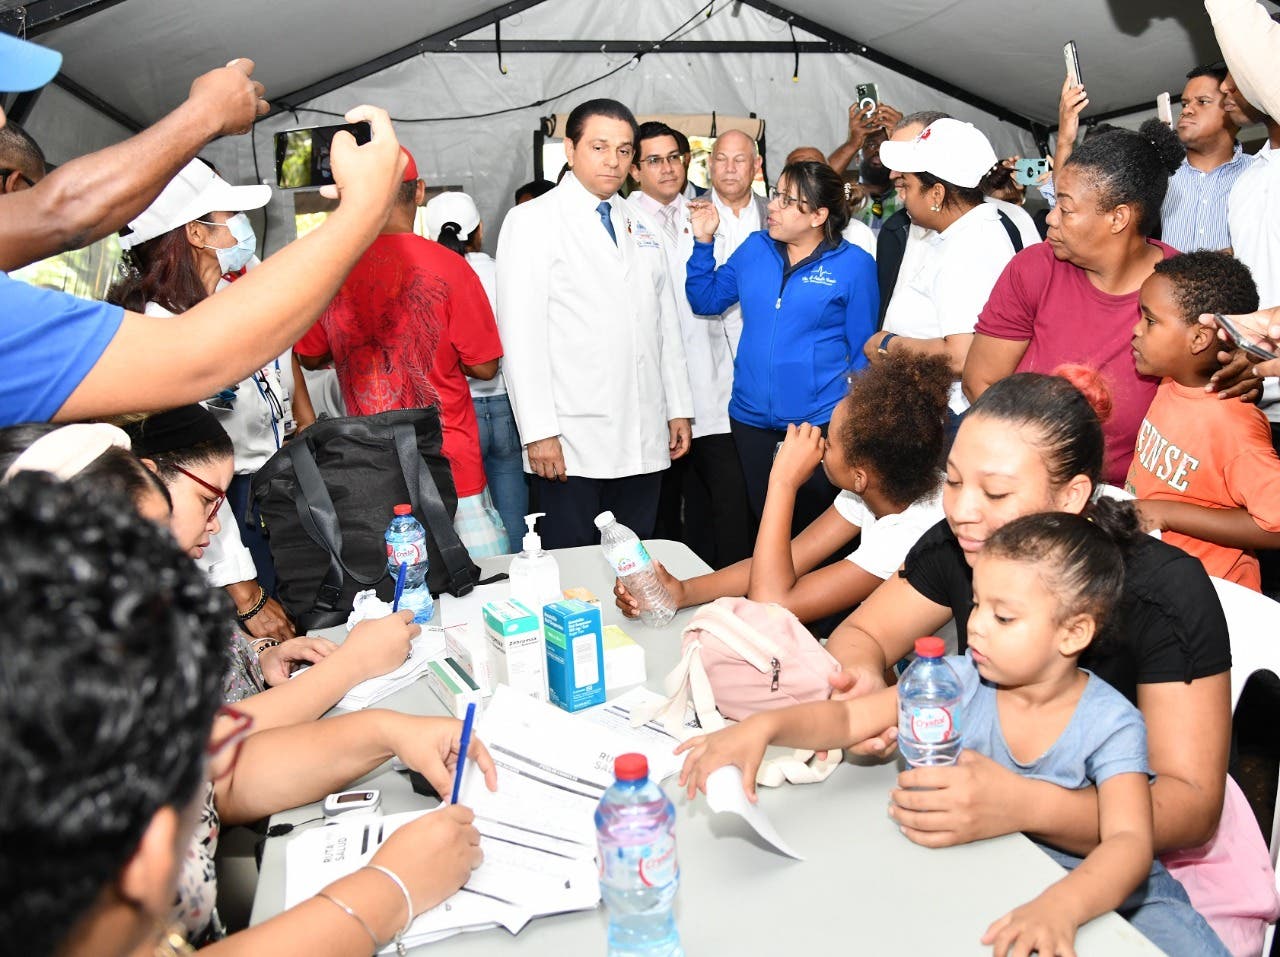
1156, 92, 1173, 126
1215, 313, 1278, 360
1063, 40, 1083, 88
274, 122, 372, 190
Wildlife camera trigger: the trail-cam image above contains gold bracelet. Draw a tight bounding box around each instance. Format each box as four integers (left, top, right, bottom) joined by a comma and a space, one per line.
316, 891, 382, 952
235, 585, 268, 622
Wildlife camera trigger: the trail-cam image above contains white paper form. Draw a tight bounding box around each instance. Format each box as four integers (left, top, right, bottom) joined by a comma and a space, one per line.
704, 766, 805, 860
294, 629, 448, 711
282, 808, 597, 949
581, 687, 700, 782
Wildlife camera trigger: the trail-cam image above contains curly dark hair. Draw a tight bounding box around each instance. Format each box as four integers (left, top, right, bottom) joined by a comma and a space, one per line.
1065, 119, 1184, 236
983, 510, 1126, 637
1153, 251, 1260, 325
836, 352, 951, 507
0, 474, 229, 956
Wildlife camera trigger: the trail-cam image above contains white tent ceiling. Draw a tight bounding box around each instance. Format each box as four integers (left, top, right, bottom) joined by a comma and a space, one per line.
29, 0, 1278, 133
12, 0, 1280, 255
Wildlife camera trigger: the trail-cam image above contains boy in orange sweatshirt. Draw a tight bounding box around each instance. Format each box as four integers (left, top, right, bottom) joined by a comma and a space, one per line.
1127, 251, 1280, 589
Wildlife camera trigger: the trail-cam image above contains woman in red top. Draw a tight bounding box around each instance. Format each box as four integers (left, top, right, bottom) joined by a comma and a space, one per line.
964, 120, 1207, 485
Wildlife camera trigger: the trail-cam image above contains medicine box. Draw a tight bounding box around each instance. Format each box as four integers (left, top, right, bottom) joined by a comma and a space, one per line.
443, 622, 493, 696
424, 656, 484, 719
483, 599, 547, 702
543, 599, 606, 713
602, 625, 646, 691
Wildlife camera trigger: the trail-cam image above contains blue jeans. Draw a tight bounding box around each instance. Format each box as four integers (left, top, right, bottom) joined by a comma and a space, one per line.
1039, 846, 1230, 956
473, 393, 528, 553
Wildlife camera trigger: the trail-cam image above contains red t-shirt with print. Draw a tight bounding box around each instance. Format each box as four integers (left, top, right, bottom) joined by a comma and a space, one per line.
295, 233, 502, 497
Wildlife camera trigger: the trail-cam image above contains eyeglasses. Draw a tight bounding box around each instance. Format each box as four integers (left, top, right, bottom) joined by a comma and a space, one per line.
0, 168, 35, 189
768, 187, 806, 210
206, 704, 253, 780
638, 152, 683, 169
173, 465, 226, 519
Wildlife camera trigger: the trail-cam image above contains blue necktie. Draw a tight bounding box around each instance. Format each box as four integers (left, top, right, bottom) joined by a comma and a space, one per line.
597, 201, 617, 245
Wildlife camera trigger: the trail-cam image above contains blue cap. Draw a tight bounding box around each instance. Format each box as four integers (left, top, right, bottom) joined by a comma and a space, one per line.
0, 32, 62, 93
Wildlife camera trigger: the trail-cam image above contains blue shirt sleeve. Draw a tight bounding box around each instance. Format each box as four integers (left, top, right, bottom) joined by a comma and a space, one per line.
1080, 676, 1152, 785
843, 247, 879, 372
0, 273, 124, 425
684, 238, 742, 316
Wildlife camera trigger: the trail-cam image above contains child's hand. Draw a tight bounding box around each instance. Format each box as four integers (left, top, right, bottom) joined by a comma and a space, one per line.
768, 423, 825, 492
982, 896, 1080, 956
674, 720, 771, 802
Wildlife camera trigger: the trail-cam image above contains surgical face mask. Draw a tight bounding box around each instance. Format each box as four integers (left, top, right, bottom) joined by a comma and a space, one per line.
197, 212, 257, 274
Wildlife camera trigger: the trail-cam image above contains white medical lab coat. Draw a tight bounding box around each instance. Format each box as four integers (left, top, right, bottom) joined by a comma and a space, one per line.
496, 173, 694, 479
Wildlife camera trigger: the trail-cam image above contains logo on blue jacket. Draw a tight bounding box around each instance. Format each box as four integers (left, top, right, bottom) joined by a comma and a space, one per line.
802, 265, 837, 286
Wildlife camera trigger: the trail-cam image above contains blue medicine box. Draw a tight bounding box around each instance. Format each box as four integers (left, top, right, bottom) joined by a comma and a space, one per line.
543, 599, 606, 712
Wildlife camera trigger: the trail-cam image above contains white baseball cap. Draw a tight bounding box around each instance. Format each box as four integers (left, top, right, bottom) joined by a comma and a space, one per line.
119, 159, 271, 249
878, 118, 998, 189
423, 190, 481, 242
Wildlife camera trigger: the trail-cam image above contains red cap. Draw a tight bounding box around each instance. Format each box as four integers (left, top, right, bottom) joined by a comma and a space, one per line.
914, 636, 945, 658
393, 504, 412, 516
614, 753, 649, 782
400, 146, 419, 183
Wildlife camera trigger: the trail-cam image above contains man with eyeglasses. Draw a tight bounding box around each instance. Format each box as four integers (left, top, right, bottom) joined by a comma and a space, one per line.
1160, 64, 1253, 252
627, 122, 753, 568
496, 99, 693, 548
0, 120, 45, 193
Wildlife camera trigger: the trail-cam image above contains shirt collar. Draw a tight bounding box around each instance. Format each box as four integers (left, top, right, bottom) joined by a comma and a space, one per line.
631, 190, 683, 217
561, 170, 618, 211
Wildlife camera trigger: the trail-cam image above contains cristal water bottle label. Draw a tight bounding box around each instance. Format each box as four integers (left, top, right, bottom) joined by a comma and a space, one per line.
600, 834, 677, 888
605, 539, 652, 577
906, 705, 955, 744
386, 539, 425, 566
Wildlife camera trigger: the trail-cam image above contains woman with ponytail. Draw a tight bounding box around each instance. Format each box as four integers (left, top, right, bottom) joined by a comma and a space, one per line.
825, 367, 1275, 954
962, 119, 1252, 485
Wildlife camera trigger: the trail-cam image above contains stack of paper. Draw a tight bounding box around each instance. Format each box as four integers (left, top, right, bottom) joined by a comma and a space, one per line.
283, 808, 598, 947
332, 629, 447, 710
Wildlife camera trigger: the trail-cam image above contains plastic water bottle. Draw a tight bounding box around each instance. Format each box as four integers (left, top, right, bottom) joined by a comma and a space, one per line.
596, 753, 683, 957
595, 511, 676, 627
384, 504, 433, 624
897, 636, 963, 768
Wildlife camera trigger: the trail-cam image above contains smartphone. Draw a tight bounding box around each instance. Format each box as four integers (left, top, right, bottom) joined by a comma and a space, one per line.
1063, 40, 1083, 88
855, 82, 878, 120
274, 122, 372, 190
1156, 91, 1173, 126
1013, 157, 1050, 186
1214, 313, 1278, 361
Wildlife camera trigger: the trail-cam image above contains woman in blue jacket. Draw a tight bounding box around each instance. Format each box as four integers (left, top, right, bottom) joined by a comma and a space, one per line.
687, 160, 878, 534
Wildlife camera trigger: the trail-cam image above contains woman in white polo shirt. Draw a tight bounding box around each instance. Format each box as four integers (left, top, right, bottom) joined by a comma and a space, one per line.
110, 158, 314, 641
863, 119, 1025, 425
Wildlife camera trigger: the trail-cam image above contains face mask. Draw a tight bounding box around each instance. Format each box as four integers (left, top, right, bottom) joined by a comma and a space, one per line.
201, 212, 256, 274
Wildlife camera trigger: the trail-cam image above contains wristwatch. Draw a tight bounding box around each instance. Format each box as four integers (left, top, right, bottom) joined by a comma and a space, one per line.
877, 332, 898, 356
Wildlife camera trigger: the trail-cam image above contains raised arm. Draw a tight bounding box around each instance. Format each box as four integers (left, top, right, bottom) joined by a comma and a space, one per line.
54, 105, 404, 422
0, 60, 268, 271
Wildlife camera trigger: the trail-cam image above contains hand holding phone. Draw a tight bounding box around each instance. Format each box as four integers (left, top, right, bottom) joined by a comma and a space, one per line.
275, 121, 372, 189
1212, 312, 1280, 361
855, 82, 879, 120
1063, 40, 1083, 89
1013, 157, 1050, 186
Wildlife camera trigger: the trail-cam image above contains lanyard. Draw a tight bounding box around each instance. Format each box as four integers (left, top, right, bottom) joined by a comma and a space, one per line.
252, 360, 284, 449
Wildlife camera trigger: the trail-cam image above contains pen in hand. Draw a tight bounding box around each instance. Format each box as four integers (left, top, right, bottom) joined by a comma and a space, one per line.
451, 702, 477, 805
391, 561, 408, 613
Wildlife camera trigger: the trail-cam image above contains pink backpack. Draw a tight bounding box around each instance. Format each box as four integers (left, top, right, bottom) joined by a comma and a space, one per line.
634, 597, 839, 734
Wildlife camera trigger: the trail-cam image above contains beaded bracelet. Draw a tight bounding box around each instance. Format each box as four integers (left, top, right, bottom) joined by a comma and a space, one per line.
316, 891, 381, 951
235, 585, 268, 623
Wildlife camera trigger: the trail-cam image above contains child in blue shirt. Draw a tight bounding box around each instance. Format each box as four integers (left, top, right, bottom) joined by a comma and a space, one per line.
678, 510, 1226, 956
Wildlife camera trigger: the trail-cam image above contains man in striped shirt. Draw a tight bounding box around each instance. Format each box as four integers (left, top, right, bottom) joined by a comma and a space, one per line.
1161, 64, 1253, 252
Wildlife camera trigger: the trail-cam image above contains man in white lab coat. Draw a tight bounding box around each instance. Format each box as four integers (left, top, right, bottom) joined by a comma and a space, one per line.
496, 99, 694, 549
626, 121, 754, 568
